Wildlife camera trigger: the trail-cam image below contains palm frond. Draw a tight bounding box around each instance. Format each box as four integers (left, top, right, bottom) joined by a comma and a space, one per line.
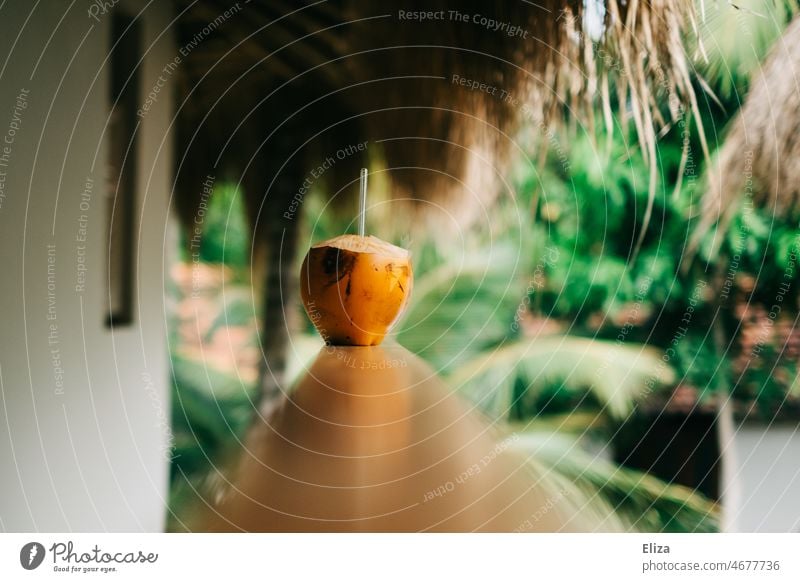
515, 432, 719, 532
451, 336, 675, 420
696, 0, 796, 97
396, 236, 537, 373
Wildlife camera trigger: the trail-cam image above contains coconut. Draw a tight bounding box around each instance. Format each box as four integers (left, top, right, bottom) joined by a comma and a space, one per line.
300, 234, 413, 346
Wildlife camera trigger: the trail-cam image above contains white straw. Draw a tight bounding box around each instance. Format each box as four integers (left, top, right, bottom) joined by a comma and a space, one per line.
358, 168, 368, 237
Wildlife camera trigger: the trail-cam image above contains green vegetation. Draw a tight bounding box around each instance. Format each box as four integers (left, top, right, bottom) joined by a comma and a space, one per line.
166, 9, 800, 531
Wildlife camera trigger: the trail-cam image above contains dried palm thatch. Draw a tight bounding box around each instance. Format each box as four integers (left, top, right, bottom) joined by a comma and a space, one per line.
170, 0, 705, 407
173, 0, 702, 230
689, 14, 800, 259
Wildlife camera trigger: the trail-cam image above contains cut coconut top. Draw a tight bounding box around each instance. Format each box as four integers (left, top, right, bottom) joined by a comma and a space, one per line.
313, 234, 409, 258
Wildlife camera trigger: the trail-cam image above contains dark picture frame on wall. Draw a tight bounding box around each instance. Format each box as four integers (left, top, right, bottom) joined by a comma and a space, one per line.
105, 7, 141, 328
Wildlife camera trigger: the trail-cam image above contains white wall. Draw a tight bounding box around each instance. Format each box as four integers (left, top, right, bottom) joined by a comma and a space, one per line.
728, 425, 800, 532
0, 1, 174, 531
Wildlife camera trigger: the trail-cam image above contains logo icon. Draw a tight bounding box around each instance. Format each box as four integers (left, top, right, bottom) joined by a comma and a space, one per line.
20, 542, 45, 570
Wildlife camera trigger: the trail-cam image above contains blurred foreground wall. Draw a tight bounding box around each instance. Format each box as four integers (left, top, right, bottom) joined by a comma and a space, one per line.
0, 0, 173, 531
730, 425, 800, 532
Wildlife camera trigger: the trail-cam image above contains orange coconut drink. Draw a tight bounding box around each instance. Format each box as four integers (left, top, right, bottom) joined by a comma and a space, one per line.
192, 169, 607, 532
300, 169, 412, 346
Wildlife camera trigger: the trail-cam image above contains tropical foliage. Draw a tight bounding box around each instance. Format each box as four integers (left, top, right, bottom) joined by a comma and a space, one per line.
166, 4, 800, 532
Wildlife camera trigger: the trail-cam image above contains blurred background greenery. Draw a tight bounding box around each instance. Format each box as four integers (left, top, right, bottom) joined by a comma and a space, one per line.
166, 3, 800, 532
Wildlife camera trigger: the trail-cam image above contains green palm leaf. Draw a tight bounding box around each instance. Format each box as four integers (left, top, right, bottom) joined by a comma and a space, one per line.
396, 236, 538, 373
514, 431, 719, 532
697, 0, 796, 97
450, 336, 675, 420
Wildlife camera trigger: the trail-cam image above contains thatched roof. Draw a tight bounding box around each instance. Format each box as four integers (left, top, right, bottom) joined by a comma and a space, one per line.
690, 15, 800, 257
170, 0, 703, 237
